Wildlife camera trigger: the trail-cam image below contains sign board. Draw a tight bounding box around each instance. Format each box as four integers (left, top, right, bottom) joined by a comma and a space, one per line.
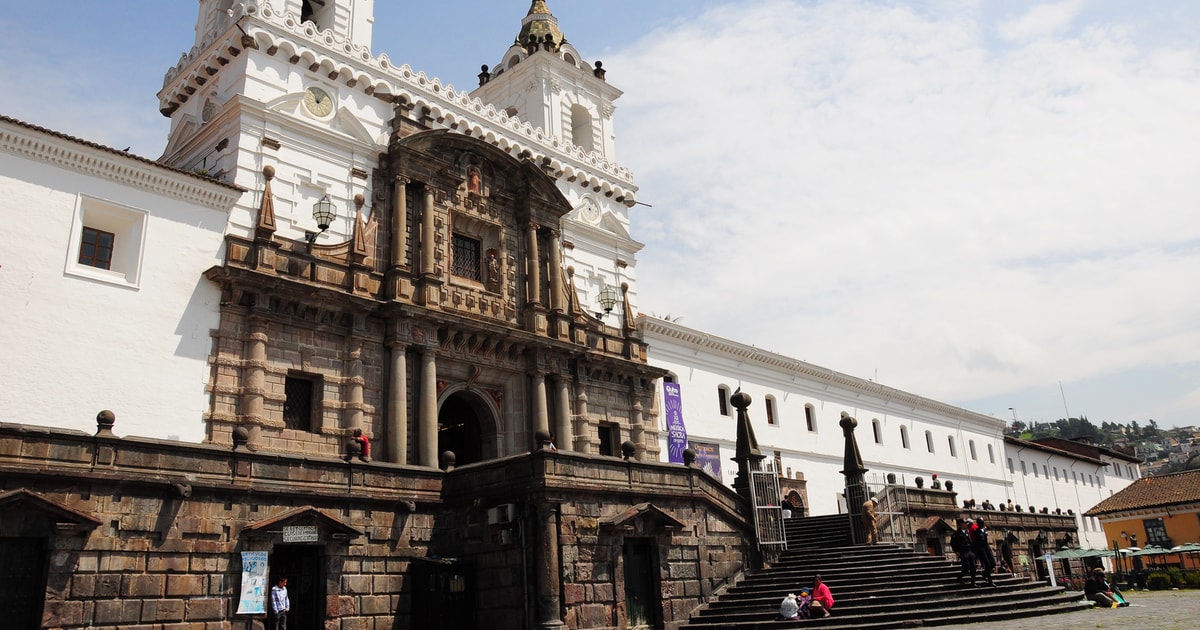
689, 441, 722, 479
663, 382, 688, 463
235, 551, 268, 615
283, 525, 320, 543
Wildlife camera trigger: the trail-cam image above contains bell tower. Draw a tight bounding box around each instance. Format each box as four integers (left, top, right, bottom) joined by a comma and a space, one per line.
472, 0, 622, 164
471, 1, 643, 327
157, 0, 386, 247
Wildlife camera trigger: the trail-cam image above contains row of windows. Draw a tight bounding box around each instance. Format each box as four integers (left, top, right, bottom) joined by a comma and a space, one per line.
714, 385, 997, 464
716, 385, 814, 431
1007, 457, 1108, 487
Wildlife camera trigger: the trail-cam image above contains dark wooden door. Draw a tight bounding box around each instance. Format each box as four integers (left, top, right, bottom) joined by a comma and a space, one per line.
411, 562, 474, 630
624, 538, 660, 628
270, 545, 323, 630
0, 537, 48, 629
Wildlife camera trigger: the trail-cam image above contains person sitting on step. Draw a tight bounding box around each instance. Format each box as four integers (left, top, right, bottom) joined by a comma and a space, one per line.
809, 574, 835, 617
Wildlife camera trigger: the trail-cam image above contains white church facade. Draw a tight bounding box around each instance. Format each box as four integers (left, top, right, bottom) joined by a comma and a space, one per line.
0, 1, 1144, 627
637, 316, 1141, 552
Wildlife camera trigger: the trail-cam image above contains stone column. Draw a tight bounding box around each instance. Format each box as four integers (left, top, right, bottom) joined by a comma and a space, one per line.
531, 371, 549, 443
242, 319, 268, 449
387, 341, 408, 464
525, 223, 542, 306
344, 339, 365, 434
390, 176, 409, 268
553, 377, 572, 451
534, 501, 566, 628
573, 390, 589, 452
629, 398, 645, 460
421, 187, 436, 275
419, 348, 439, 467
549, 232, 564, 313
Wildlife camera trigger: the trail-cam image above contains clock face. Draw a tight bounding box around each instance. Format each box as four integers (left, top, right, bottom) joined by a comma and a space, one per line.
303, 87, 334, 117
578, 198, 601, 224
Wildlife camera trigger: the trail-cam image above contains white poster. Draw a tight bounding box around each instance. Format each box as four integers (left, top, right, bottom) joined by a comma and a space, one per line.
236, 551, 269, 615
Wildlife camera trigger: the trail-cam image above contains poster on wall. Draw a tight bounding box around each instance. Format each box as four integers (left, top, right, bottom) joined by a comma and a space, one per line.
663, 382, 688, 463
690, 441, 722, 479
235, 551, 269, 615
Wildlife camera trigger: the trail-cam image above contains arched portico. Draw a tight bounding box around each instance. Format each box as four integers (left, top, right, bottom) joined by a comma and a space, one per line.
437, 387, 502, 466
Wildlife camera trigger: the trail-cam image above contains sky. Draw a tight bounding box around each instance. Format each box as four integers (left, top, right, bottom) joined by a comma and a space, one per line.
2, 1, 1198, 430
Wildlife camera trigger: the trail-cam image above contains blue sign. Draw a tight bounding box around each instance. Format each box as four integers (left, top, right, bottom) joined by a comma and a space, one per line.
236, 551, 269, 615
690, 441, 723, 479
664, 382, 688, 463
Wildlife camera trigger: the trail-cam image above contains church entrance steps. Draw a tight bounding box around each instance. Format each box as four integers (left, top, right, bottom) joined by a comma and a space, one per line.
681, 516, 1089, 629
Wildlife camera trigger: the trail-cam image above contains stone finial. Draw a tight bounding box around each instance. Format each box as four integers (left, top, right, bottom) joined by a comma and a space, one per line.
95, 410, 116, 436
440, 450, 457, 471
478, 64, 491, 87
682, 448, 697, 467
621, 440, 636, 460
534, 428, 555, 451
593, 60, 606, 80
231, 426, 250, 451
344, 437, 363, 463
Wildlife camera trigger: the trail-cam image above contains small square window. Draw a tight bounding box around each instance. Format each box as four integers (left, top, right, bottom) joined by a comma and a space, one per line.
284, 373, 320, 431
65, 194, 147, 288
79, 227, 115, 269
598, 423, 617, 457
452, 234, 481, 280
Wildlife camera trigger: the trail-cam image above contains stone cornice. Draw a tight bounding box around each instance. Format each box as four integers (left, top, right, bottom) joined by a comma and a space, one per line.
0, 116, 244, 211
635, 315, 1007, 430
159, 1, 636, 202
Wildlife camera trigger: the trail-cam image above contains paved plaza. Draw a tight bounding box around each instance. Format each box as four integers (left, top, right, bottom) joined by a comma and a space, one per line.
936, 589, 1199, 629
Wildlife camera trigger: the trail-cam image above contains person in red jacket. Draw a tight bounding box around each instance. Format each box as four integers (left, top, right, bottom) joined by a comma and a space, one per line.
809, 574, 835, 618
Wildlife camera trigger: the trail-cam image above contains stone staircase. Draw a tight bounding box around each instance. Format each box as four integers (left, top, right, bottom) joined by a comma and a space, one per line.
681, 514, 1089, 629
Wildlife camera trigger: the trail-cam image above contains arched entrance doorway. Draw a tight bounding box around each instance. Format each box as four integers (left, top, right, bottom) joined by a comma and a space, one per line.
438, 390, 497, 466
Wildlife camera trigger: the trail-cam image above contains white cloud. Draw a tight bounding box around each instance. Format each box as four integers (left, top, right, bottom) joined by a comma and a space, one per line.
999, 0, 1084, 42
609, 0, 1200, 425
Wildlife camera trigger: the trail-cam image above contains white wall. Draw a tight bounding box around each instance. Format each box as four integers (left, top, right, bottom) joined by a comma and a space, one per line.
640, 316, 1134, 547
0, 131, 236, 441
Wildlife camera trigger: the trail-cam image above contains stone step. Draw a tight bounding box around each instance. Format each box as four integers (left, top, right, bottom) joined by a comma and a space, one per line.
683, 599, 1091, 629
682, 514, 1087, 629
700, 580, 1064, 613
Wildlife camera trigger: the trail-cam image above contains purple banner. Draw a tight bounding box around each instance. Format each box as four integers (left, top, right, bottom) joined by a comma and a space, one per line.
690, 441, 722, 479
663, 382, 688, 463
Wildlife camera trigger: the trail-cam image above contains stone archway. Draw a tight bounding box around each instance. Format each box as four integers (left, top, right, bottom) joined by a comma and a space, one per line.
438, 389, 499, 466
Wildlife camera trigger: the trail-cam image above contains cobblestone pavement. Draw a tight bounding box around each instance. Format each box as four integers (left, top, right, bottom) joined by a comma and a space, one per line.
935, 589, 1199, 630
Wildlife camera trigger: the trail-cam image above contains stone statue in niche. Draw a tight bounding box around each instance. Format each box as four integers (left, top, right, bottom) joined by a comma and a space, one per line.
485, 248, 501, 291
467, 166, 482, 195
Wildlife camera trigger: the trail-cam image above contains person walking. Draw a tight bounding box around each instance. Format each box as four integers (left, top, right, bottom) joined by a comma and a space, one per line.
972, 518, 997, 587
861, 498, 878, 544
270, 576, 290, 630
952, 518, 977, 586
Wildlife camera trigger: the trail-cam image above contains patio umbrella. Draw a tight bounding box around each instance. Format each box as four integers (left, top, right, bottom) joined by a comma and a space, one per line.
1131, 545, 1171, 557
1171, 542, 1200, 569
1051, 547, 1088, 560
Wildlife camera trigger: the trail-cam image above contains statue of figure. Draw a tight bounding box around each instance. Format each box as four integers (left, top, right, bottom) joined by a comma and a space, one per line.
467, 166, 482, 195
485, 250, 500, 286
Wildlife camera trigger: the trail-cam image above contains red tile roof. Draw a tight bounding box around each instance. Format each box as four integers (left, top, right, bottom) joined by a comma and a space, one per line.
1084, 469, 1200, 516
